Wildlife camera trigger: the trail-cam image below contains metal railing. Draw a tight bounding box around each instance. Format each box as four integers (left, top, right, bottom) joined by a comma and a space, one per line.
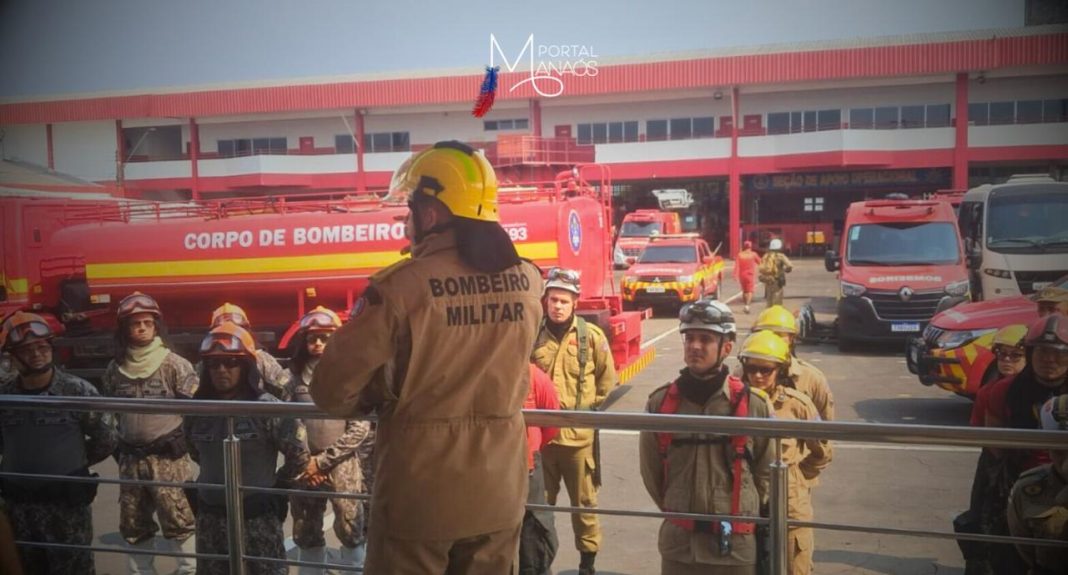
1, 395, 1066, 574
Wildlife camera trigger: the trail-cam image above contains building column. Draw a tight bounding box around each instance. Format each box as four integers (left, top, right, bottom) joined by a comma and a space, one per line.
355, 108, 367, 193
190, 118, 200, 201
953, 72, 969, 190
46, 124, 54, 170
728, 86, 741, 260
529, 99, 542, 137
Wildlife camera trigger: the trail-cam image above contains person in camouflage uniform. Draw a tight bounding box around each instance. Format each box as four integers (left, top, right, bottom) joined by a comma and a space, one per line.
287, 307, 371, 573
208, 303, 290, 400
186, 322, 309, 575
0, 312, 118, 575
102, 292, 198, 574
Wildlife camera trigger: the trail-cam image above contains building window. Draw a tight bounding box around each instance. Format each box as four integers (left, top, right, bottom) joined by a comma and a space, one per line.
217, 137, 286, 157
592, 123, 607, 144
670, 118, 692, 140
1016, 100, 1043, 124
623, 121, 639, 142
608, 122, 623, 143
218, 140, 235, 157
365, 131, 410, 153
989, 102, 1015, 125
1044, 99, 1068, 123
768, 112, 791, 134
693, 117, 715, 138
484, 118, 530, 131
900, 105, 925, 129
874, 107, 898, 129
969, 103, 989, 126
576, 121, 639, 145
577, 124, 592, 145
849, 109, 873, 129
335, 134, 355, 154
817, 109, 841, 131
800, 111, 816, 132
926, 104, 951, 128
647, 120, 668, 141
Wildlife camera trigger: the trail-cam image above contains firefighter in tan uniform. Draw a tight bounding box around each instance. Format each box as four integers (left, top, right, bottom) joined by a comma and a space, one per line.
101, 292, 198, 574
208, 303, 290, 400
738, 331, 831, 575
1009, 394, 1068, 575
310, 141, 544, 574
639, 300, 774, 575
758, 239, 792, 307
531, 267, 618, 575
287, 306, 371, 573
750, 306, 834, 422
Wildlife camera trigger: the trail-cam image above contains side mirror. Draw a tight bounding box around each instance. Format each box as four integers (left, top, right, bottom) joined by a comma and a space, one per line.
966, 251, 981, 270
702, 256, 714, 264
824, 251, 840, 272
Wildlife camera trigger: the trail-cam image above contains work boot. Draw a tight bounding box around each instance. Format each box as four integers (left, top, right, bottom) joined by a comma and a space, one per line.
297, 546, 327, 575
335, 543, 366, 573
579, 551, 596, 575
126, 538, 158, 575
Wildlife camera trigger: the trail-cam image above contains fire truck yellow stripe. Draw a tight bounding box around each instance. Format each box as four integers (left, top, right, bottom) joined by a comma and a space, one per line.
87, 242, 558, 280
3, 277, 28, 295
962, 343, 978, 364
618, 346, 656, 385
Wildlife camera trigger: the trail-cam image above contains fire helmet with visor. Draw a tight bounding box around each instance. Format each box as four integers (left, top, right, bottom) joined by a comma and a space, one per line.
211, 303, 251, 329
544, 267, 582, 296
1, 312, 54, 352
384, 141, 500, 222
679, 299, 736, 338
1025, 314, 1068, 352
117, 291, 162, 321
199, 323, 257, 360
738, 330, 791, 365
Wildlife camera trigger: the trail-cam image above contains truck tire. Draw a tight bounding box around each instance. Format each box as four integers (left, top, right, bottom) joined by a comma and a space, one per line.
712, 275, 721, 301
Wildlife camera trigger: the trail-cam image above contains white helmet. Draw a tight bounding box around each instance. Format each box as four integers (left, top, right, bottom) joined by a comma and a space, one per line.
544, 267, 581, 296
679, 299, 736, 337
769, 238, 783, 251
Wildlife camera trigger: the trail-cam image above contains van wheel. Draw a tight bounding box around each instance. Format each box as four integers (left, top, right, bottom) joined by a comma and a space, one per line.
712, 278, 721, 301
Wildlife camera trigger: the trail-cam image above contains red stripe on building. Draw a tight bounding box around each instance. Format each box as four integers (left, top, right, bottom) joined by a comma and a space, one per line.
2, 32, 1065, 124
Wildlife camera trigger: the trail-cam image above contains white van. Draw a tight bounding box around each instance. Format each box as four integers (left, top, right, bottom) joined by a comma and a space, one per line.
957, 174, 1068, 300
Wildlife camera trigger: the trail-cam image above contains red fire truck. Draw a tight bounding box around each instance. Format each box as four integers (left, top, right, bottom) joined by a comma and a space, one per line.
4, 166, 654, 381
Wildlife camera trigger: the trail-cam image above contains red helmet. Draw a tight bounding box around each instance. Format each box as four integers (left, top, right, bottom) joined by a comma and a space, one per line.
1025, 313, 1068, 352
0, 312, 54, 351
117, 291, 162, 320
199, 323, 257, 359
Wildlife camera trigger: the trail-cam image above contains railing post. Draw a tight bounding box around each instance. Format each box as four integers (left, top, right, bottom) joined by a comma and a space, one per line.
223, 416, 246, 575
768, 437, 789, 575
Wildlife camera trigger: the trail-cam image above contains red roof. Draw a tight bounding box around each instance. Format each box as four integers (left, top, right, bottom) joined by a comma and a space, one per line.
2, 28, 1065, 125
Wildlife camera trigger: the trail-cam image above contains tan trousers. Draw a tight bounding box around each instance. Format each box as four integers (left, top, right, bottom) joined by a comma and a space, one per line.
541, 442, 602, 553
765, 282, 785, 306
362, 522, 520, 575
789, 527, 814, 575
661, 558, 757, 574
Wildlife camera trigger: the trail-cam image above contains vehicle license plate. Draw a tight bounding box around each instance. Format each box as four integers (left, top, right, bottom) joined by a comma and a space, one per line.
645, 285, 666, 293
1033, 281, 1052, 291
891, 322, 921, 333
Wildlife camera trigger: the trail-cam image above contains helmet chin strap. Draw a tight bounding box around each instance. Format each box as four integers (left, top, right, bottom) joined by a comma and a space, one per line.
14, 357, 53, 377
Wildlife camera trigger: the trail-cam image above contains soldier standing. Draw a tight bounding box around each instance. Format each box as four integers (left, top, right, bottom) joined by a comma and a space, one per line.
738, 330, 831, 575
0, 312, 118, 574
1008, 394, 1068, 575
311, 141, 544, 574
209, 303, 290, 400
639, 300, 773, 575
287, 306, 371, 573
531, 267, 618, 575
185, 323, 309, 575
102, 292, 199, 574
758, 238, 793, 307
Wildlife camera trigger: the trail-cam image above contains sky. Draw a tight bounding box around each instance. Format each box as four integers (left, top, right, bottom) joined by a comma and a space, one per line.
0, 0, 1027, 99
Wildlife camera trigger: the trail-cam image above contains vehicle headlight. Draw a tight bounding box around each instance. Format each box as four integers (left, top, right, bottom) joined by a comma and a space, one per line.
841, 281, 866, 297
678, 275, 694, 283
936, 328, 996, 350
945, 280, 970, 297
983, 268, 1012, 279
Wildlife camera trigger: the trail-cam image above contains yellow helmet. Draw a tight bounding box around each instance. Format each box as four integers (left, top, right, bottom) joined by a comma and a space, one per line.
753, 305, 797, 335
385, 141, 499, 222
991, 324, 1027, 349
211, 303, 250, 329
299, 306, 342, 332
738, 330, 790, 365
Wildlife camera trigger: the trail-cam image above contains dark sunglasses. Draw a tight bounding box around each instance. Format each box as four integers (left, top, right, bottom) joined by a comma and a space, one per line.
743, 364, 778, 377
995, 350, 1025, 361
306, 332, 332, 343
206, 357, 242, 369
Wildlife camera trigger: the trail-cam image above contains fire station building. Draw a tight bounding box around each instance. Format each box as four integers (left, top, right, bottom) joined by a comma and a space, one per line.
1, 25, 1066, 256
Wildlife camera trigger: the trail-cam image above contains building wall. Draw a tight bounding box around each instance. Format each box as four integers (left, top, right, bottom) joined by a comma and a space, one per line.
53, 121, 117, 182
0, 123, 48, 167
742, 82, 957, 118
970, 74, 1068, 103
191, 116, 355, 153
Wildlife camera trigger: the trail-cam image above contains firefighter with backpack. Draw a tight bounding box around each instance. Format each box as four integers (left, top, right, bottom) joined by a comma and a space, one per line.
531, 267, 618, 575
639, 299, 774, 575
